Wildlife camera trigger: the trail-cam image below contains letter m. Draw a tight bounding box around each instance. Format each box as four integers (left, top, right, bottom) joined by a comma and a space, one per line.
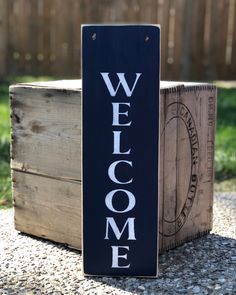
100, 73, 141, 97
104, 217, 136, 240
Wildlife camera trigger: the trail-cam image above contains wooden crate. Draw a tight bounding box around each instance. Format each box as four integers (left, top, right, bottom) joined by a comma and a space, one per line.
10, 80, 217, 253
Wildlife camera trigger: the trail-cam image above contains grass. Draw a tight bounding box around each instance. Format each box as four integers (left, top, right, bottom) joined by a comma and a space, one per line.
215, 177, 236, 192
0, 81, 11, 208
0, 78, 235, 208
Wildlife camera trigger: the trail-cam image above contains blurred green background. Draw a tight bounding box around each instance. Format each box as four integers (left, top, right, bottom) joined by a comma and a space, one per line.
0, 77, 236, 208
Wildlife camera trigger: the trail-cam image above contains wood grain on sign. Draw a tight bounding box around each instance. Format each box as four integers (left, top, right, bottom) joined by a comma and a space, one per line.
10, 80, 216, 256
82, 25, 160, 277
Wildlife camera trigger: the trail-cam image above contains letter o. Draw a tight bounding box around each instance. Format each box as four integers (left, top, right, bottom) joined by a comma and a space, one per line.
105, 189, 136, 213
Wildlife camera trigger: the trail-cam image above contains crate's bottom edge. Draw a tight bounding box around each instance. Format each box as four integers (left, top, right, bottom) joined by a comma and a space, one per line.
159, 229, 212, 253
15, 222, 211, 254
14, 223, 82, 252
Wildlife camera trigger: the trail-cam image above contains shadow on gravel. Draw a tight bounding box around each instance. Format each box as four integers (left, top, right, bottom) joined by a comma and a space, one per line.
89, 233, 236, 294
12, 231, 236, 294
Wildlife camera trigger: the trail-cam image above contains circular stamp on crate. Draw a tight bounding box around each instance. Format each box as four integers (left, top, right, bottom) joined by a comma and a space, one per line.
161, 102, 199, 237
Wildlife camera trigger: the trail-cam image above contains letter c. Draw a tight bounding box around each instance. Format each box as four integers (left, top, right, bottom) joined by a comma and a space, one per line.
108, 160, 133, 184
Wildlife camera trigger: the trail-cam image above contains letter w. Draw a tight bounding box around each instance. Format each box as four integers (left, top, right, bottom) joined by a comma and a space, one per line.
104, 217, 136, 240
100, 73, 141, 97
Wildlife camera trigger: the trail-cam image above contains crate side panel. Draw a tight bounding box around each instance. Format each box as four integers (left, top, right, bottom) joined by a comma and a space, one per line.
10, 86, 81, 181
160, 87, 180, 250
13, 170, 81, 249
174, 85, 216, 247
158, 91, 165, 249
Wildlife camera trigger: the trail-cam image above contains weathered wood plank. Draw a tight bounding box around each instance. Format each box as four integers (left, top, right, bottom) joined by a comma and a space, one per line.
172, 0, 185, 80
0, 0, 8, 76
175, 85, 216, 246
208, 0, 230, 79
10, 83, 82, 181
158, 0, 171, 79
13, 170, 81, 249
231, 0, 236, 78
160, 85, 181, 250
158, 85, 165, 250
189, 0, 206, 80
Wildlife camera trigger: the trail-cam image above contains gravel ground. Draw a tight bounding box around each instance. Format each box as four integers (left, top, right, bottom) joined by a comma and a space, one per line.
0, 193, 236, 295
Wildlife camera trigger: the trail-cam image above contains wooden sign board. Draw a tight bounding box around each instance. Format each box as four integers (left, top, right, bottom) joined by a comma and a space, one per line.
82, 25, 160, 277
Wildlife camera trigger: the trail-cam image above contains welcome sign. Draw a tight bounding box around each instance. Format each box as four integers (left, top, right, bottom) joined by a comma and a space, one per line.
82, 25, 160, 277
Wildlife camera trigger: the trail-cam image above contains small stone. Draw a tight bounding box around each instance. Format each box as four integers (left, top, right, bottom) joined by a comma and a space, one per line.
231, 256, 236, 261
215, 284, 221, 290
138, 285, 145, 291
192, 286, 201, 294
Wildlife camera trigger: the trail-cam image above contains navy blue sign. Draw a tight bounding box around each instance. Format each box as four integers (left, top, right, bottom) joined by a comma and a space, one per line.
82, 25, 160, 277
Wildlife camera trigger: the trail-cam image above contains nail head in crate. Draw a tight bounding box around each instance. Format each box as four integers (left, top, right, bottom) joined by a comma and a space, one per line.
10, 80, 217, 252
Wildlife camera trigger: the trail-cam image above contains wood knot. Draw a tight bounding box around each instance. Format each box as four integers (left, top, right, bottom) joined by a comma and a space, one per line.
30, 121, 46, 134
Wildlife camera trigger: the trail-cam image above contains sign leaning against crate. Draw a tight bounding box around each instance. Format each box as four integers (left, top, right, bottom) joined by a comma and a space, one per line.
82, 24, 161, 277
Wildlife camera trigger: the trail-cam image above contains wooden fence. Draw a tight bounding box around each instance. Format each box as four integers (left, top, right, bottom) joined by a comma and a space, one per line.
0, 0, 236, 80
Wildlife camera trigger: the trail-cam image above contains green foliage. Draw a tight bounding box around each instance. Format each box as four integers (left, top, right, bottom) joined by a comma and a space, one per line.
215, 88, 236, 181
0, 81, 11, 207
